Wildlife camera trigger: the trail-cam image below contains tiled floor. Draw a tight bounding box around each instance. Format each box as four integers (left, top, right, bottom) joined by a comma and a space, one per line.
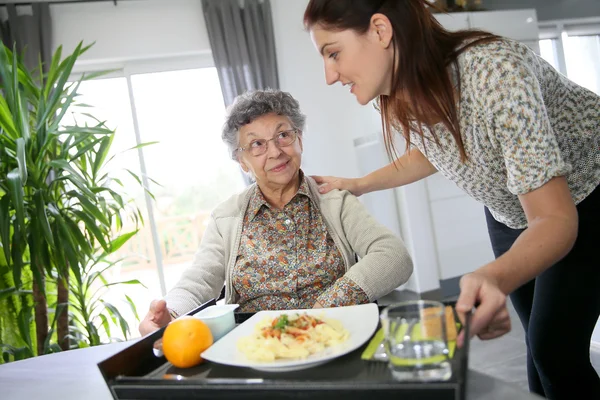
379, 291, 600, 393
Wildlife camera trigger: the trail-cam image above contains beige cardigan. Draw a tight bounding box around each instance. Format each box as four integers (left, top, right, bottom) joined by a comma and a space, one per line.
164, 177, 413, 316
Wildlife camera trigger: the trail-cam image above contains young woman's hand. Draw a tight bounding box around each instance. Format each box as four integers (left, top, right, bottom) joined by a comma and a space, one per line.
312, 175, 364, 196
139, 299, 174, 337
455, 272, 512, 347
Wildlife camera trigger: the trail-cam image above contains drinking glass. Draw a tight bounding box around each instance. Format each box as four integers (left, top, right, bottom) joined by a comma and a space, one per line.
380, 300, 452, 381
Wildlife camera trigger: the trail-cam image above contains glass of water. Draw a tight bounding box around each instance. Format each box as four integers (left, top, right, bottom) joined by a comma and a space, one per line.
381, 300, 452, 382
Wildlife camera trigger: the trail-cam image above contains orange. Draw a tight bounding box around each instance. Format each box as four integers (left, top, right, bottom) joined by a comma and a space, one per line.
162, 316, 213, 368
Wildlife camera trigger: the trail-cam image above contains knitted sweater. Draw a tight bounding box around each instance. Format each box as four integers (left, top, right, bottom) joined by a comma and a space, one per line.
413, 39, 600, 229
164, 177, 413, 316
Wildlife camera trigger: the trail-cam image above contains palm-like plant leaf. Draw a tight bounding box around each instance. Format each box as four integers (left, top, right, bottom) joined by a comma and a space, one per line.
0, 42, 152, 362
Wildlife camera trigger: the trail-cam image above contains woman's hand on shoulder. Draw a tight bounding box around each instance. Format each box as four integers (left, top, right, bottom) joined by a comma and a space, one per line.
312, 175, 364, 196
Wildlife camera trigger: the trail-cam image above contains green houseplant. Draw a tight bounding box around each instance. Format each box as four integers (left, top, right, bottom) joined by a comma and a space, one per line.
0, 42, 148, 362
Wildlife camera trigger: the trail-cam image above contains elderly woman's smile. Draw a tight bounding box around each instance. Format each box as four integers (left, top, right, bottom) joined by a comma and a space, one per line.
270, 160, 290, 173
237, 113, 304, 209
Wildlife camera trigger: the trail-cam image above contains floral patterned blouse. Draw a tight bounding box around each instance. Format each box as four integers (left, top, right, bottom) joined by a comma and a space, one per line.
231, 174, 369, 312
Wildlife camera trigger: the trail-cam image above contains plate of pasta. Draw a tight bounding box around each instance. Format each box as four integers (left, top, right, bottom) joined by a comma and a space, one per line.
201, 303, 379, 372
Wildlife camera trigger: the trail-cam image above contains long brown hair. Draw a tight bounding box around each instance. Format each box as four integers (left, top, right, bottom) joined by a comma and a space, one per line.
304, 0, 500, 162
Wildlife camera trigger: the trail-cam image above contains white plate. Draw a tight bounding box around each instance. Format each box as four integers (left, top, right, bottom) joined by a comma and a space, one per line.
201, 303, 379, 372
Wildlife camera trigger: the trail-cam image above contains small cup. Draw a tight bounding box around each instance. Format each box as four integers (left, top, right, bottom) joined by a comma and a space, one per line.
194, 304, 239, 341
380, 300, 452, 382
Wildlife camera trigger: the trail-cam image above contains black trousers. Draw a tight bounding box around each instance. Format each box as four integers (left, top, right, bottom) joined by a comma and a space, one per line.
484, 185, 600, 399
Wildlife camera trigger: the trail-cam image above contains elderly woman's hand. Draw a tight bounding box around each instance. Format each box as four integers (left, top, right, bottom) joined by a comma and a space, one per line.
455, 272, 512, 348
312, 175, 364, 196
139, 299, 174, 337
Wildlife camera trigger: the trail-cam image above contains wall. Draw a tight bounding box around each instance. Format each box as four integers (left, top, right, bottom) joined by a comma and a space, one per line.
483, 0, 600, 21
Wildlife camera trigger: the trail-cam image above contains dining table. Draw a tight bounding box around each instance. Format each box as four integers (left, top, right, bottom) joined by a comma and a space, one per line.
0, 337, 543, 400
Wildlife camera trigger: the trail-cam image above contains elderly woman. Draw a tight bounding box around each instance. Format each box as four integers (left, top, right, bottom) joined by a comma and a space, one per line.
139, 89, 413, 336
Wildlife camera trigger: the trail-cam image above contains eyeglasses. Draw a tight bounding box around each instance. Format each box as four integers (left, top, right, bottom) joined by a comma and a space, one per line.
237, 129, 299, 157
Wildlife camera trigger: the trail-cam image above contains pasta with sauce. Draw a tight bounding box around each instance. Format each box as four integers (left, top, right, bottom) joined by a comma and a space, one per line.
237, 313, 350, 362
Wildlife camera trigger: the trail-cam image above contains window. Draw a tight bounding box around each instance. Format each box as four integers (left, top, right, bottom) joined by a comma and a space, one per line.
127, 67, 244, 298
539, 19, 600, 95
539, 39, 560, 71
69, 66, 245, 337
563, 34, 600, 94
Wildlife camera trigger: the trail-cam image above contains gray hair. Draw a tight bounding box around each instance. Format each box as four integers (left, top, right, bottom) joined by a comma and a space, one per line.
222, 89, 307, 160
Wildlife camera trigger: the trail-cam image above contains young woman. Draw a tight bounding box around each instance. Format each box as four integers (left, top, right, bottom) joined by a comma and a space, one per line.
304, 0, 600, 398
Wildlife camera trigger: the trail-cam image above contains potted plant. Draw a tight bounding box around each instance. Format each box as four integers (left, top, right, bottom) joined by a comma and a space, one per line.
0, 42, 148, 362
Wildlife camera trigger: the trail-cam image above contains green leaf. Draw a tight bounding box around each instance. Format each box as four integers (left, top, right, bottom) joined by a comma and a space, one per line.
15, 138, 27, 185
27, 221, 46, 298
58, 132, 88, 155
62, 214, 93, 260
69, 136, 104, 162
17, 90, 30, 142
72, 209, 109, 252
7, 169, 25, 236
0, 287, 16, 300
123, 141, 159, 152
0, 45, 16, 114
41, 42, 84, 127
82, 69, 120, 81
0, 288, 32, 301
101, 300, 129, 339
39, 236, 53, 277
92, 135, 114, 178
108, 230, 138, 253
124, 294, 140, 321
125, 169, 142, 186
57, 220, 81, 281
0, 94, 18, 139
17, 65, 39, 100
92, 187, 124, 208
48, 209, 76, 279
48, 159, 86, 182
13, 48, 30, 143
50, 172, 95, 199
48, 78, 82, 133
59, 126, 113, 136
16, 300, 34, 355
105, 279, 145, 287
70, 192, 110, 227
49, 213, 67, 276
146, 176, 163, 187
98, 313, 111, 338
34, 130, 58, 168
43, 45, 63, 98
33, 190, 54, 247
11, 44, 18, 114
0, 196, 11, 266
86, 320, 101, 346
